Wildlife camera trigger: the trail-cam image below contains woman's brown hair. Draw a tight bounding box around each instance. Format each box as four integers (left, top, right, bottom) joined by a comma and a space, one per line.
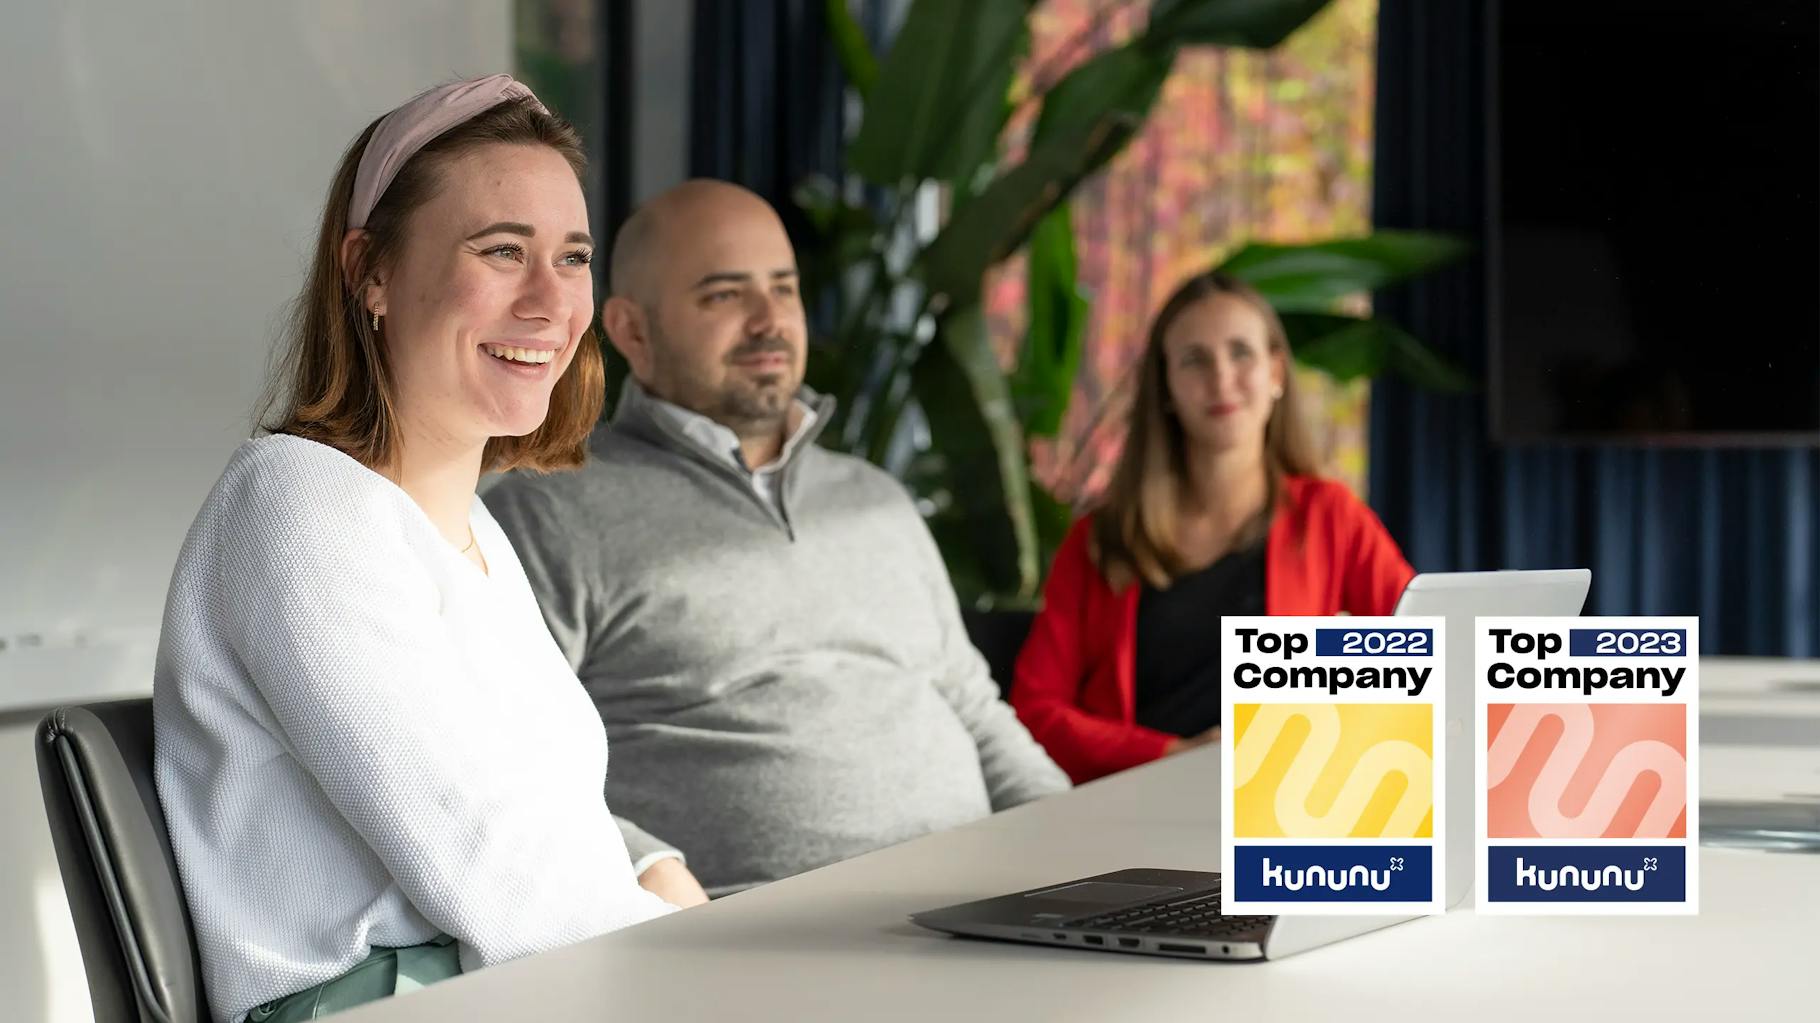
1090, 271, 1319, 590
260, 95, 604, 474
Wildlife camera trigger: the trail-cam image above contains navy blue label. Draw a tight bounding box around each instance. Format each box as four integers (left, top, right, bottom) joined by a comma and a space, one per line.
1567, 629, 1689, 658
1314, 629, 1434, 657
1486, 845, 1686, 902
1231, 845, 1432, 902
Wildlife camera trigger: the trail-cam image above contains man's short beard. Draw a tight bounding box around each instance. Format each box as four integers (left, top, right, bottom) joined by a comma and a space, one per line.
712, 379, 793, 437
706, 332, 799, 436
647, 320, 799, 439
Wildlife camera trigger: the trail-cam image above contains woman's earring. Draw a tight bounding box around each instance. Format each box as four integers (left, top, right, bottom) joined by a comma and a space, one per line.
1272, 386, 1284, 400
371, 309, 380, 332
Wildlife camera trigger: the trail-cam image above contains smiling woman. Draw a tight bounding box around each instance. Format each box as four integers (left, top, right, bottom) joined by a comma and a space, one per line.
266, 79, 604, 496
152, 75, 680, 1023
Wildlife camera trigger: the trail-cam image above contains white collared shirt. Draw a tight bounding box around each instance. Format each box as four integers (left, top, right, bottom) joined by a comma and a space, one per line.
647, 394, 820, 513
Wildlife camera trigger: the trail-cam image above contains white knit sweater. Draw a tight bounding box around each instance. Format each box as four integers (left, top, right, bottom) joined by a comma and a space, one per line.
152, 435, 672, 1023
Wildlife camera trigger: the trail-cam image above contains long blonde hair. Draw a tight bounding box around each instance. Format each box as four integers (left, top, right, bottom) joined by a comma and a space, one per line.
1091, 272, 1319, 589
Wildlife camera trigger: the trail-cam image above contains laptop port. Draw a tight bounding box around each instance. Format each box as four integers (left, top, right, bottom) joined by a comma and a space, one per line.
1083, 935, 1104, 946
1157, 943, 1206, 955
1118, 938, 1140, 949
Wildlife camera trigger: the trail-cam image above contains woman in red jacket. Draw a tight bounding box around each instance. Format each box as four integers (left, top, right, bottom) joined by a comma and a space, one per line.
1011, 271, 1414, 784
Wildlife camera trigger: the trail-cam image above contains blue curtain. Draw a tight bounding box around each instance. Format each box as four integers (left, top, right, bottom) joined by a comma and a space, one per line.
689, 0, 850, 216
1368, 0, 1819, 655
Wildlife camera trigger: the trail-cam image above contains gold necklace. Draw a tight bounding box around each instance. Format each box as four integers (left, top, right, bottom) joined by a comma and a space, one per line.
459, 525, 477, 554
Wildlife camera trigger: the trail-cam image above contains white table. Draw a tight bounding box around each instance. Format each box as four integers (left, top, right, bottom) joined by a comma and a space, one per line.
1702, 657, 1820, 804
340, 704, 1819, 1021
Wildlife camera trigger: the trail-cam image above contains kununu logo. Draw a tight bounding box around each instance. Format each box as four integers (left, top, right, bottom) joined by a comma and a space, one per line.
1484, 846, 1686, 904
1222, 617, 1447, 914
1262, 856, 1405, 893
1475, 617, 1699, 915
1230, 845, 1431, 903
1514, 855, 1657, 893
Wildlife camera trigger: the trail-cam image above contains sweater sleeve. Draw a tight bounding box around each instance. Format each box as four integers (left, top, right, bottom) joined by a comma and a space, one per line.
615, 816, 685, 873
903, 505, 1070, 809
1011, 520, 1175, 784
216, 463, 672, 966
487, 476, 686, 872
483, 477, 594, 672
1334, 487, 1417, 616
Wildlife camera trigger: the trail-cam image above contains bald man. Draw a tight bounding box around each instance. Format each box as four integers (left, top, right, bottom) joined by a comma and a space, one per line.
486, 180, 1068, 903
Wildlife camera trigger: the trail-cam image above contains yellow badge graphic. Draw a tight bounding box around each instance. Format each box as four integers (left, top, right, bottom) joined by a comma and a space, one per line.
1232, 703, 1434, 838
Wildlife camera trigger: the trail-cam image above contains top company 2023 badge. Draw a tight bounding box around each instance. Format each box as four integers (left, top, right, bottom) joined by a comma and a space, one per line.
1475, 617, 1699, 915
1220, 617, 1446, 916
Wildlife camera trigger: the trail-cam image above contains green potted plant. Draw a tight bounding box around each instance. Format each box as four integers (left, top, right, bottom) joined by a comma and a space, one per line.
798, 0, 1467, 603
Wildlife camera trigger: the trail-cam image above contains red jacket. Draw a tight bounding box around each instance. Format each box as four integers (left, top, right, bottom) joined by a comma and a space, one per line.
1010, 476, 1415, 784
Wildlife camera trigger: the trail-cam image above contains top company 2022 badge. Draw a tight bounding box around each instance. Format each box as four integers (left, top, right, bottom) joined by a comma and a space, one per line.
1475, 617, 1699, 915
1220, 617, 1446, 916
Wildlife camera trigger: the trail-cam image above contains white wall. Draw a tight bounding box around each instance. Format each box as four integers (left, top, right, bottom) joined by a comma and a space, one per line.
0, 0, 513, 710
0, 4, 513, 1020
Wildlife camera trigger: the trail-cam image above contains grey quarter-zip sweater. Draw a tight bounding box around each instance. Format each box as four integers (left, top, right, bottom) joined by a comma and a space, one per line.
485, 378, 1069, 895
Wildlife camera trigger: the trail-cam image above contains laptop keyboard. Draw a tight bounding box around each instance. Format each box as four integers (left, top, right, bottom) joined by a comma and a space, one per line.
1060, 889, 1273, 940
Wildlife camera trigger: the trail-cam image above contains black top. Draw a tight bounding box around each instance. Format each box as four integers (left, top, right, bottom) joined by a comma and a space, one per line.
1133, 542, 1267, 737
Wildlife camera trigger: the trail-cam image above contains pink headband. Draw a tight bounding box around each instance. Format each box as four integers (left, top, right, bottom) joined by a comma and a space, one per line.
347, 74, 548, 229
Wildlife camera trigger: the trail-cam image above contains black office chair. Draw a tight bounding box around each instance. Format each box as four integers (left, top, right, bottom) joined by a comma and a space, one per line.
960, 607, 1038, 701
37, 699, 207, 1023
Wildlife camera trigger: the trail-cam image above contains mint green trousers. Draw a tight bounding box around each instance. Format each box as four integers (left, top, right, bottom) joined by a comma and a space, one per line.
246, 935, 461, 1021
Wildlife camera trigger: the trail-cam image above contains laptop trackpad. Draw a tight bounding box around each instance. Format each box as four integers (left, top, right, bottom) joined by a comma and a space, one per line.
1027, 881, 1183, 906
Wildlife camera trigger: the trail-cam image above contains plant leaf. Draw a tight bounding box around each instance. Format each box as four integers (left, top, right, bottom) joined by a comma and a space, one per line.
1283, 313, 1474, 391
1217, 231, 1470, 311
911, 302, 1038, 596
1147, 0, 1335, 49
823, 0, 879, 97
1013, 203, 1087, 437
920, 43, 1174, 305
791, 176, 881, 292
846, 0, 1027, 185
1029, 478, 1075, 576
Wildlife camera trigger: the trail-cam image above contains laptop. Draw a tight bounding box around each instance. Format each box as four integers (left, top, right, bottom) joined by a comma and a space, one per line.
911, 569, 1593, 961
